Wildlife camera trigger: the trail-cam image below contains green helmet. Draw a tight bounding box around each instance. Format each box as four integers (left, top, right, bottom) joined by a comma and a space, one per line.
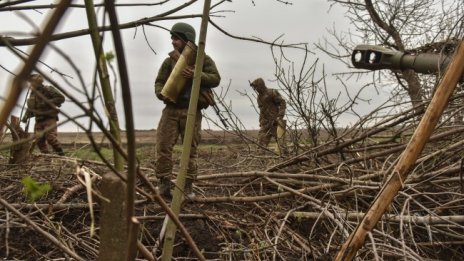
171, 22, 196, 43
28, 74, 44, 84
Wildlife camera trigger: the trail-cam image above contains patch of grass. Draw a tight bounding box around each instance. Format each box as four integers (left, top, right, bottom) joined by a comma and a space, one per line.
0, 149, 9, 158
198, 144, 228, 151
175, 143, 229, 151
21, 176, 52, 202
68, 143, 230, 164
71, 147, 114, 162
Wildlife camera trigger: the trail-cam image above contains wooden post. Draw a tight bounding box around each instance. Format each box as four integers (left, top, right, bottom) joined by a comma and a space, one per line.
335, 41, 464, 260
8, 116, 31, 164
97, 172, 128, 261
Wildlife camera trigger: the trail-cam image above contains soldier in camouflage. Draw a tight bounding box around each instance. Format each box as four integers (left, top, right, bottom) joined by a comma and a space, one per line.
250, 78, 288, 154
22, 74, 65, 156
154, 22, 221, 198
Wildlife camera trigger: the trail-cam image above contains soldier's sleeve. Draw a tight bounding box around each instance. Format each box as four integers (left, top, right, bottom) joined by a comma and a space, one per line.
274, 90, 286, 118
200, 55, 221, 88
154, 57, 172, 100
49, 86, 65, 107
22, 108, 34, 121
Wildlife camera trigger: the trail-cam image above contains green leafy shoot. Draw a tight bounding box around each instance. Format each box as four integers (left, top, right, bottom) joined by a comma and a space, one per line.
105, 51, 115, 62
21, 176, 52, 202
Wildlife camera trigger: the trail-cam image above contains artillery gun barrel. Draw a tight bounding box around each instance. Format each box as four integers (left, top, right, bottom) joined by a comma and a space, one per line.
351, 45, 456, 76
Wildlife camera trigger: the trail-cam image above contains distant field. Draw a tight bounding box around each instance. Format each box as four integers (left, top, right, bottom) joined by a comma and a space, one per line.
55, 129, 260, 146
1, 129, 260, 150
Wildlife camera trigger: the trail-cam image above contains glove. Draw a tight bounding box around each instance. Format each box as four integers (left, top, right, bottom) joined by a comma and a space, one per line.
52, 98, 63, 107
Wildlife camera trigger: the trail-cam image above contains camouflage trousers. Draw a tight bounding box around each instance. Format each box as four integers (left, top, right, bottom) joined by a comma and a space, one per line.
34, 117, 63, 153
258, 123, 287, 154
155, 105, 202, 180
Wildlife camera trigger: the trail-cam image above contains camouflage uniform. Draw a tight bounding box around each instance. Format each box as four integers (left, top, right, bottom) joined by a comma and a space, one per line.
250, 78, 287, 154
154, 46, 221, 185
22, 75, 65, 155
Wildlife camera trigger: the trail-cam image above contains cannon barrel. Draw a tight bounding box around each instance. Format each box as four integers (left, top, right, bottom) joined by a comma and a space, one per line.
351, 44, 455, 75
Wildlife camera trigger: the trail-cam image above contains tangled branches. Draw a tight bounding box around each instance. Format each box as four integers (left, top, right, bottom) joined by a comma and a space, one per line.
1, 98, 464, 260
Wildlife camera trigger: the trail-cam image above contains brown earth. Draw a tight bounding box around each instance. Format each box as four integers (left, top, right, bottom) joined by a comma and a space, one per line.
2, 129, 304, 261
1, 127, 463, 260
55, 129, 259, 146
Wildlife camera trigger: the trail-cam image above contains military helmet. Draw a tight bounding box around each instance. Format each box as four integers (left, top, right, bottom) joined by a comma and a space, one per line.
28, 74, 44, 84
170, 22, 196, 43
250, 78, 266, 93
250, 78, 265, 88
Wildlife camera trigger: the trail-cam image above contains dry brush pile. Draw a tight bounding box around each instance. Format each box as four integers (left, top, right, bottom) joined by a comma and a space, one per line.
1, 106, 464, 260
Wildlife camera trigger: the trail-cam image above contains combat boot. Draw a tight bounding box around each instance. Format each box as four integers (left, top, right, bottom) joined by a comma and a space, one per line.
184, 179, 195, 199
55, 147, 65, 156
158, 177, 171, 198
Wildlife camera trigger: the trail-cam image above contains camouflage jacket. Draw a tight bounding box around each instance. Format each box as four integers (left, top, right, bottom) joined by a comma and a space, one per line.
24, 85, 65, 120
154, 52, 221, 109
257, 88, 286, 128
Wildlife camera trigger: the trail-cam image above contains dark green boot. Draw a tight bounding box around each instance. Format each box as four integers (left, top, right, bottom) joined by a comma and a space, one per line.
184, 179, 195, 199
158, 177, 171, 198
55, 147, 65, 156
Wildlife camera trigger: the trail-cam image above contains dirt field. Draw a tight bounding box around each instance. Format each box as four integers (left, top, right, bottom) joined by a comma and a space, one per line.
55, 129, 259, 146
1, 125, 463, 260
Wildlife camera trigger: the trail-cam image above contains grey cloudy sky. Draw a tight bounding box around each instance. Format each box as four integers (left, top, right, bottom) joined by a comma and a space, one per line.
0, 0, 389, 132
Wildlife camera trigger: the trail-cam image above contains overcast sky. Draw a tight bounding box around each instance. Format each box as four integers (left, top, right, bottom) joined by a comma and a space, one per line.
0, 0, 389, 132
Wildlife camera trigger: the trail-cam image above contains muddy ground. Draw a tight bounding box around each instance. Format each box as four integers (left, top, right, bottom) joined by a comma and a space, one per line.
1, 128, 463, 260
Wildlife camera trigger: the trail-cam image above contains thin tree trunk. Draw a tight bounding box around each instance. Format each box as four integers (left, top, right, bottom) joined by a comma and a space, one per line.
83, 1, 128, 260
0, 1, 71, 130
104, 1, 138, 259
160, 1, 211, 260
